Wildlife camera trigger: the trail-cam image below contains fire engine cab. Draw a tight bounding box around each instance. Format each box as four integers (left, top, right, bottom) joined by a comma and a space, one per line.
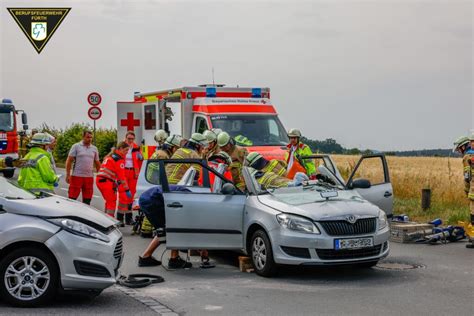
0, 99, 28, 160
117, 85, 289, 160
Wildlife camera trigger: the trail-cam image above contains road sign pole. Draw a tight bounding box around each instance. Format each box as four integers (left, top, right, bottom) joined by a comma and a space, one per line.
93, 119, 96, 146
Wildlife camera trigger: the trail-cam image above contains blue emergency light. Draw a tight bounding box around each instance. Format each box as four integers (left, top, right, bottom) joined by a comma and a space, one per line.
1, 99, 13, 104
251, 88, 262, 98
206, 87, 217, 97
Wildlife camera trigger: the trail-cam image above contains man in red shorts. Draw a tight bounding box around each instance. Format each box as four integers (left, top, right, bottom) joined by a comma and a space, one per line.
66, 130, 101, 205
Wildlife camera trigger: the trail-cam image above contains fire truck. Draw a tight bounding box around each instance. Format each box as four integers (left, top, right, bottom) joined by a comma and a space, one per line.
117, 85, 289, 159
0, 98, 28, 160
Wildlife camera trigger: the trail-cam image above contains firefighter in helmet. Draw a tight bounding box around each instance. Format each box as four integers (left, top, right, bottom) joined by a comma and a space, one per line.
285, 128, 316, 176
154, 129, 168, 149
147, 135, 182, 183
202, 130, 220, 159
18, 133, 60, 195
217, 132, 248, 191
245, 152, 287, 177
250, 168, 308, 190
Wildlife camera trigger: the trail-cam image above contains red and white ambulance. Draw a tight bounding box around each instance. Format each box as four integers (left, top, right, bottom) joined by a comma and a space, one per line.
0, 98, 28, 160
117, 85, 289, 160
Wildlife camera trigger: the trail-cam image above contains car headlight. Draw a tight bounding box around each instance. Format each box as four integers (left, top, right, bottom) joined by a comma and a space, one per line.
48, 218, 110, 243
276, 213, 320, 234
378, 211, 388, 230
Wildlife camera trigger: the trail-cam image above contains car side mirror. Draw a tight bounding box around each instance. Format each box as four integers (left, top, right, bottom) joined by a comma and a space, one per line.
221, 183, 236, 195
351, 178, 371, 189
23, 124, 28, 131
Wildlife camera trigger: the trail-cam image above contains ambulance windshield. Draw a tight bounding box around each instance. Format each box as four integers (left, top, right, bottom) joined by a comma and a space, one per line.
0, 108, 14, 132
210, 115, 289, 146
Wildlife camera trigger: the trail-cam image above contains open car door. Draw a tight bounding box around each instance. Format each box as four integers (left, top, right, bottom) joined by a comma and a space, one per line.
161, 159, 246, 250
345, 154, 393, 216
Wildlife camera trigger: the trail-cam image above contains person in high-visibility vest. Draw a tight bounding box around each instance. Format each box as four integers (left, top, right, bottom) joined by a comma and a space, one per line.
18, 133, 60, 195
245, 152, 287, 177
165, 133, 208, 185
96, 142, 132, 222
123, 131, 144, 224
217, 132, 248, 191
285, 128, 316, 177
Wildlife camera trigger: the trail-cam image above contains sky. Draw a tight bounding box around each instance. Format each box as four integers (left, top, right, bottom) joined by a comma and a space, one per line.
0, 0, 472, 151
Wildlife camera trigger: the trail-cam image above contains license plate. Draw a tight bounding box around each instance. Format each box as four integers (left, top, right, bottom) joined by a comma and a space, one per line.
335, 237, 373, 250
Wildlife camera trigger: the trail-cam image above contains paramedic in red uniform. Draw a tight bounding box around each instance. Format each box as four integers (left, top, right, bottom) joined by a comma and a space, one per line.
96, 142, 132, 223
123, 131, 144, 225
65, 130, 101, 205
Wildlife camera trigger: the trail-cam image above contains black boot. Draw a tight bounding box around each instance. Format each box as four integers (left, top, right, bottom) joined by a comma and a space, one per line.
116, 213, 125, 227
471, 214, 474, 226
125, 213, 133, 225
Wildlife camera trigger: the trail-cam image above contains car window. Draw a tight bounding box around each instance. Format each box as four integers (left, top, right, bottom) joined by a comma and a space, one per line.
350, 156, 387, 185
195, 116, 208, 134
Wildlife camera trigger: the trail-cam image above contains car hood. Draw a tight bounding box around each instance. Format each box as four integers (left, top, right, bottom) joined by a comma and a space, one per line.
257, 193, 381, 221
1, 195, 117, 229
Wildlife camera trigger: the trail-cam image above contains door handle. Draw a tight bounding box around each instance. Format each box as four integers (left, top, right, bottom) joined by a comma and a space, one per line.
167, 202, 183, 208
384, 191, 393, 198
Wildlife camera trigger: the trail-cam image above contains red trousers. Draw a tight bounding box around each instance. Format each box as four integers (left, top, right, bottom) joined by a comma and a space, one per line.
124, 168, 137, 204
96, 178, 130, 217
68, 176, 94, 201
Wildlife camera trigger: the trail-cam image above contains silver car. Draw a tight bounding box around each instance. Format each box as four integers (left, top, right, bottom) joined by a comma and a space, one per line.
137, 154, 393, 277
0, 177, 123, 307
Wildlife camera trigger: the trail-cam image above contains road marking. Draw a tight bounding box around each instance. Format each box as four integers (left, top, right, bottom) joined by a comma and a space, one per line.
59, 188, 101, 199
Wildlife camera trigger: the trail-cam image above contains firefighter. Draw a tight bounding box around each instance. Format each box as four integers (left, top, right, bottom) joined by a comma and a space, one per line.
123, 131, 144, 224
217, 132, 248, 191
453, 136, 471, 196
154, 129, 168, 149
245, 152, 287, 177
202, 130, 220, 159
18, 133, 60, 195
165, 133, 208, 185
285, 128, 316, 177
464, 135, 474, 249
251, 168, 308, 190
147, 135, 182, 184
96, 142, 132, 222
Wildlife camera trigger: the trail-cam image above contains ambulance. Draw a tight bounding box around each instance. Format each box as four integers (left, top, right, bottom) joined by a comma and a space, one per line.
117, 85, 289, 159
0, 98, 28, 160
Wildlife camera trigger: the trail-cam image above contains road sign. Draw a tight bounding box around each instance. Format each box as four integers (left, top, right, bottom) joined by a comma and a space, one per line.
88, 106, 102, 120
87, 92, 102, 106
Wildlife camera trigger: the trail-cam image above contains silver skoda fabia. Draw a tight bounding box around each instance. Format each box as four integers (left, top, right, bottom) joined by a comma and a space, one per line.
0, 177, 123, 307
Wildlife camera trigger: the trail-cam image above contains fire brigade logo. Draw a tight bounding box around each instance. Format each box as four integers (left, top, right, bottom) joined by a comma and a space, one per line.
7, 8, 71, 54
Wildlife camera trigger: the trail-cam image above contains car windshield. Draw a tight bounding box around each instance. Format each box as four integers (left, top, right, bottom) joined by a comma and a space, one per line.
267, 184, 364, 206
210, 114, 289, 146
0, 177, 36, 200
0, 108, 14, 132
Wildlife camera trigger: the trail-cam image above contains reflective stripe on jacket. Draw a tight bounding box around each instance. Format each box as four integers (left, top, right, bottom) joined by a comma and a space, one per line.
262, 159, 287, 177
256, 171, 290, 189
166, 148, 200, 184
18, 147, 58, 193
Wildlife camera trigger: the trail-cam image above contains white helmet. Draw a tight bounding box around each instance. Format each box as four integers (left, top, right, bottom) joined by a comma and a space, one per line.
29, 133, 53, 146
189, 133, 209, 147
165, 135, 182, 147
287, 128, 302, 138
154, 129, 168, 143
203, 130, 218, 142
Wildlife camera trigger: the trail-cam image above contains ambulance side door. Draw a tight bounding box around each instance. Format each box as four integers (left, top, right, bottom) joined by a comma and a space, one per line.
117, 102, 143, 144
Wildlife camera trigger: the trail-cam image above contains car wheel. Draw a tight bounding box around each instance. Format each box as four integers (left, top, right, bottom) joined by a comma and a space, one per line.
353, 260, 379, 269
250, 230, 278, 277
0, 247, 59, 307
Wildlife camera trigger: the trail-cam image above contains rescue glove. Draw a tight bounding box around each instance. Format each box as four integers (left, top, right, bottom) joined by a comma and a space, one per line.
125, 190, 133, 199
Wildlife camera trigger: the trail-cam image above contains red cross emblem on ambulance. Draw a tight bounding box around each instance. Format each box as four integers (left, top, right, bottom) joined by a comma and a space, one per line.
120, 112, 140, 131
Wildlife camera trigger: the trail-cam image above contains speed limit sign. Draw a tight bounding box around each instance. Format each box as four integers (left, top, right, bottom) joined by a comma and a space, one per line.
88, 107, 102, 120
87, 92, 102, 106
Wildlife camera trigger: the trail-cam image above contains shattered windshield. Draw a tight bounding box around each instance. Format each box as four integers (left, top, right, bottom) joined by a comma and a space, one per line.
210, 114, 288, 146
0, 177, 36, 200
267, 185, 364, 206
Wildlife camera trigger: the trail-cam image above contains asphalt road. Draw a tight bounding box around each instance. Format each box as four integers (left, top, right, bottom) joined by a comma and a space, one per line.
1, 169, 473, 315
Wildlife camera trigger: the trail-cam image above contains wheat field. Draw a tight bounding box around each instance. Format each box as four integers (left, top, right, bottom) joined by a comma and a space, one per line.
325, 155, 469, 224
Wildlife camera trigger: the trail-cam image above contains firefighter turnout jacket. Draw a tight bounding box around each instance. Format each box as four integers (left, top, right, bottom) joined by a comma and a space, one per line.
166, 147, 200, 184
262, 159, 287, 177
255, 170, 291, 189
227, 144, 248, 190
